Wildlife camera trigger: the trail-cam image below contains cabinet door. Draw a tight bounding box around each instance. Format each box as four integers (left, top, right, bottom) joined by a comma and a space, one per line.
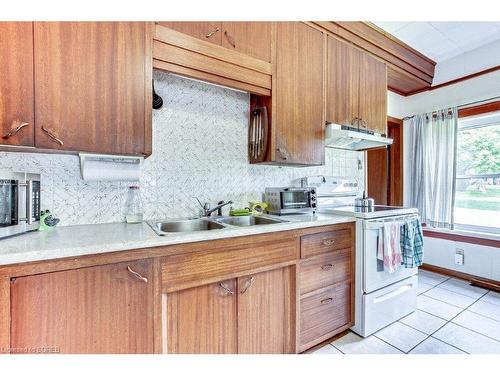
274, 22, 325, 165
237, 266, 294, 353
0, 22, 34, 146
10, 259, 154, 354
33, 22, 151, 155
167, 279, 237, 354
358, 52, 387, 135
326, 36, 360, 128
221, 22, 272, 62
158, 22, 222, 45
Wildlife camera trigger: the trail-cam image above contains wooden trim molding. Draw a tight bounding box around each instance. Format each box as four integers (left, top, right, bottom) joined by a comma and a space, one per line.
387, 116, 403, 126
423, 229, 500, 248
458, 100, 500, 118
420, 264, 500, 292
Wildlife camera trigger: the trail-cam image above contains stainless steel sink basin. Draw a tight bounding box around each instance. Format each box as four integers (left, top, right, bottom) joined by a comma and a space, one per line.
149, 218, 226, 234
214, 215, 288, 227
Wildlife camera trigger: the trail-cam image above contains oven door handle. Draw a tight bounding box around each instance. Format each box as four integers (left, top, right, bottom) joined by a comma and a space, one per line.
18, 180, 34, 225
373, 284, 412, 304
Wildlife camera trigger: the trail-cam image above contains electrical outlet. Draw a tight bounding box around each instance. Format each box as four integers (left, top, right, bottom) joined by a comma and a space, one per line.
455, 249, 464, 266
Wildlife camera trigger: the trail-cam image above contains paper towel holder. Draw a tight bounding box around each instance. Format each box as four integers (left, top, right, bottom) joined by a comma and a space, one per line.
79, 153, 144, 181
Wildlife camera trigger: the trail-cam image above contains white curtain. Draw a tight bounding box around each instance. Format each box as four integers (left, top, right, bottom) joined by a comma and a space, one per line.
406, 108, 458, 228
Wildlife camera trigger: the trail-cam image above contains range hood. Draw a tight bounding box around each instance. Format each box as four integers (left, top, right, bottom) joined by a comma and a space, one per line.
325, 123, 393, 151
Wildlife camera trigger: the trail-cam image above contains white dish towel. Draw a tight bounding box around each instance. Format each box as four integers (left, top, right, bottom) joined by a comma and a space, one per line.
377, 222, 402, 273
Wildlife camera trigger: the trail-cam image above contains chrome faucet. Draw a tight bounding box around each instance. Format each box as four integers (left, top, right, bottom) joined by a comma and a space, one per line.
195, 198, 233, 217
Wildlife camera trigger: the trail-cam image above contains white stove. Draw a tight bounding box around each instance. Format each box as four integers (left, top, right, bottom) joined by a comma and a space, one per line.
299, 176, 420, 337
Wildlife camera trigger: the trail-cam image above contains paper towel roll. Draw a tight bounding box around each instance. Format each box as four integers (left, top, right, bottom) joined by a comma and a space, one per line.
79, 153, 143, 181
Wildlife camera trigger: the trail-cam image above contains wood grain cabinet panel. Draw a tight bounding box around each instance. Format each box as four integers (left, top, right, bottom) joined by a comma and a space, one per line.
273, 22, 325, 165
166, 279, 237, 354
300, 226, 353, 258
326, 36, 360, 128
10, 259, 154, 354
0, 22, 34, 147
221, 22, 272, 62
358, 52, 387, 135
33, 22, 152, 155
237, 266, 293, 354
157, 22, 222, 45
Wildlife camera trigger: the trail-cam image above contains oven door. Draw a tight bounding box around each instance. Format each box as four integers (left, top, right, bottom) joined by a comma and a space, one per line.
0, 174, 25, 237
279, 189, 312, 210
362, 216, 418, 294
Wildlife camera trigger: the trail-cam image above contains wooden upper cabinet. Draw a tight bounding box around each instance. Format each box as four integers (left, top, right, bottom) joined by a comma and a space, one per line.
157, 22, 222, 45
10, 259, 154, 354
0, 22, 34, 147
33, 22, 152, 155
359, 52, 388, 135
237, 266, 293, 354
167, 279, 238, 354
326, 36, 360, 128
221, 22, 272, 62
273, 22, 325, 165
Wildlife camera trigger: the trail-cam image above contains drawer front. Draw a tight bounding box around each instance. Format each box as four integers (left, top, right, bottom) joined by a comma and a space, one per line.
300, 248, 352, 295
300, 281, 352, 347
300, 226, 353, 258
162, 238, 297, 291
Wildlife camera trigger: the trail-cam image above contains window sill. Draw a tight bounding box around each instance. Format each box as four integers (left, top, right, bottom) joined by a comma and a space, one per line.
423, 227, 500, 248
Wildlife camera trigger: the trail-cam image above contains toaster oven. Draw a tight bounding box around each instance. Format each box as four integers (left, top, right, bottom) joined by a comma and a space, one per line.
264, 187, 317, 215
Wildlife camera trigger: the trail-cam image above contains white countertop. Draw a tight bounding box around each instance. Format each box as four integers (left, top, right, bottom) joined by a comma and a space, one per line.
0, 214, 355, 266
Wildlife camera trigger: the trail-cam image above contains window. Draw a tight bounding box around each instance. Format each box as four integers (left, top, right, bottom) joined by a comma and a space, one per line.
454, 110, 500, 234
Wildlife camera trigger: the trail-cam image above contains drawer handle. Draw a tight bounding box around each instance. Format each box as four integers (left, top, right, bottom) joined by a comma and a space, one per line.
320, 298, 333, 305
127, 266, 148, 283
219, 282, 234, 295
321, 263, 334, 271
322, 239, 335, 246
2, 120, 29, 139
240, 276, 255, 294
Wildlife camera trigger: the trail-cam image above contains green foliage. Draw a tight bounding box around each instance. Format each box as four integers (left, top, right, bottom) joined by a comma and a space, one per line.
456, 124, 500, 175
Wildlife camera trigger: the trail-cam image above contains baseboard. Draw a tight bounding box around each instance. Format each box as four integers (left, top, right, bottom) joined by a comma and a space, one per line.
420, 263, 500, 292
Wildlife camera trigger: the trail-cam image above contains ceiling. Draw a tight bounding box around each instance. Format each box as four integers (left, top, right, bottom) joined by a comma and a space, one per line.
373, 22, 500, 62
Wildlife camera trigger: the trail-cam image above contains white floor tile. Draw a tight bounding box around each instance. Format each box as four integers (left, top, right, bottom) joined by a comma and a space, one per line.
453, 310, 500, 341
310, 344, 343, 354
409, 337, 466, 354
418, 281, 435, 295
400, 309, 447, 335
481, 291, 500, 306
418, 270, 449, 286
417, 295, 463, 320
332, 332, 403, 354
374, 321, 427, 353
438, 278, 488, 299
468, 300, 500, 322
424, 287, 477, 308
433, 323, 500, 354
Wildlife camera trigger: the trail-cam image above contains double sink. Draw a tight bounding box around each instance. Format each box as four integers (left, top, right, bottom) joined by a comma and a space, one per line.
149, 215, 288, 235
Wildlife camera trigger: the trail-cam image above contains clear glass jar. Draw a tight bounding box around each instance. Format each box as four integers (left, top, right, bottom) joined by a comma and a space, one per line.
124, 186, 143, 223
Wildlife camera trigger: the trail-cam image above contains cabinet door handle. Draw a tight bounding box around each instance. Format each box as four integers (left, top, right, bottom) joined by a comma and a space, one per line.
219, 282, 234, 295
321, 263, 334, 271
41, 126, 64, 146
322, 239, 335, 246
240, 276, 255, 294
224, 31, 236, 48
205, 27, 220, 38
359, 118, 367, 129
320, 297, 333, 305
127, 266, 148, 283
2, 120, 29, 139
351, 117, 359, 127
276, 147, 289, 160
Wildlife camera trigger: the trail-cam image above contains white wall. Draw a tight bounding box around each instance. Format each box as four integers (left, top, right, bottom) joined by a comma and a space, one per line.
387, 72, 500, 280
424, 237, 500, 281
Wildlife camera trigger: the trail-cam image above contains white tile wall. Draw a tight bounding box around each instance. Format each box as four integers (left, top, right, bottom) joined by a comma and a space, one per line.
0, 72, 365, 226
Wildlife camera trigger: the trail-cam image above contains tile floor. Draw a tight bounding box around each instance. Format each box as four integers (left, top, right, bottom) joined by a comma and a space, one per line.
311, 270, 500, 354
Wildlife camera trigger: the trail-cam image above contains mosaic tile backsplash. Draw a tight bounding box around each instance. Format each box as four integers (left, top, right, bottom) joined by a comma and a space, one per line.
0, 71, 365, 226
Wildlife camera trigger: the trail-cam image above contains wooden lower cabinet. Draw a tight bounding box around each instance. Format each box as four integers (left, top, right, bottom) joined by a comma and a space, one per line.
10, 259, 154, 354
166, 279, 238, 354
166, 266, 294, 354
